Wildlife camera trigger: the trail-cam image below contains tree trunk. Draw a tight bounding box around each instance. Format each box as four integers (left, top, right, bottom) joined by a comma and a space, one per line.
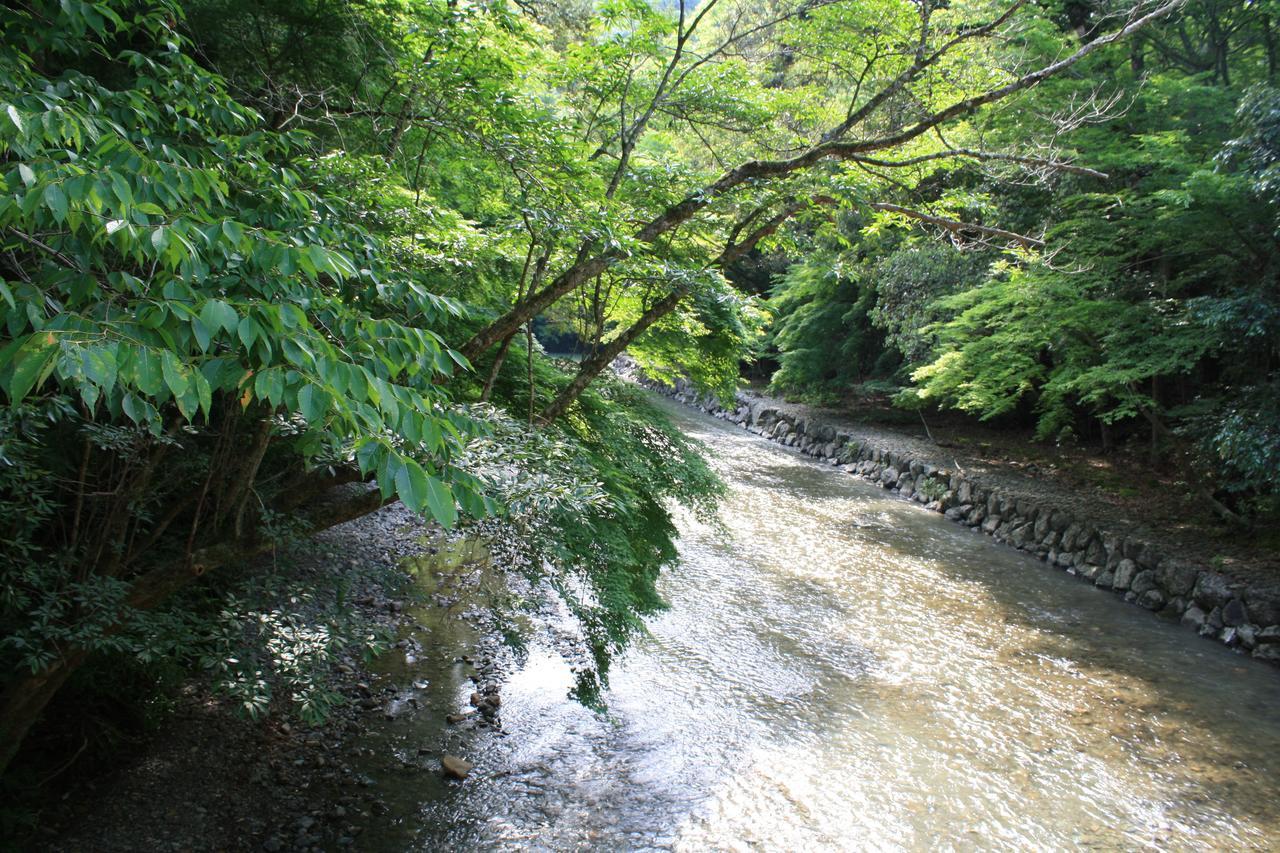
538, 285, 691, 425
479, 331, 518, 403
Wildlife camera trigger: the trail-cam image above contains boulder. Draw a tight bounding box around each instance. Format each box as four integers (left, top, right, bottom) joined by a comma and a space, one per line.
1192, 572, 1237, 610
1084, 537, 1107, 567
1061, 523, 1085, 553
1138, 589, 1166, 611
1222, 598, 1249, 628
1253, 645, 1280, 663
1156, 559, 1199, 598
1130, 569, 1158, 596
1136, 543, 1163, 571
1112, 559, 1138, 591
1181, 606, 1207, 631
1244, 590, 1280, 627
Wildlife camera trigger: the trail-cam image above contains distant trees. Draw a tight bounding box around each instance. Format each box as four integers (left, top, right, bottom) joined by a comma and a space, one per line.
764, 2, 1280, 524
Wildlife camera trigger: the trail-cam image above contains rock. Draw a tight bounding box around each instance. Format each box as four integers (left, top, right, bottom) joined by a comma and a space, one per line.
469, 691, 484, 707
1055, 551, 1075, 569
1113, 559, 1137, 592
1244, 590, 1280, 627
1061, 523, 1085, 552
1181, 606, 1207, 631
1205, 605, 1225, 634
1223, 598, 1249, 627
1238, 623, 1258, 650
442, 755, 474, 780
1193, 572, 1236, 610
1010, 523, 1034, 548
1130, 569, 1158, 596
446, 709, 476, 724
1254, 644, 1280, 663
1095, 569, 1116, 590
981, 515, 1002, 534
1257, 626, 1280, 644
1156, 559, 1199, 598
1136, 544, 1163, 571
1138, 589, 1166, 611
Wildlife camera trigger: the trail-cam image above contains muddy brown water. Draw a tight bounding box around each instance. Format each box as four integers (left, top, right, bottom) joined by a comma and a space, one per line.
356, 395, 1280, 851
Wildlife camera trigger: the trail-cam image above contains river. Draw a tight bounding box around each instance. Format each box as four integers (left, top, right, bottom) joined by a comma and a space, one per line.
358, 395, 1280, 851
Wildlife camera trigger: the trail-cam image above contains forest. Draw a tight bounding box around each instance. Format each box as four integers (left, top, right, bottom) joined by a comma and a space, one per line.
2, 0, 1279, 833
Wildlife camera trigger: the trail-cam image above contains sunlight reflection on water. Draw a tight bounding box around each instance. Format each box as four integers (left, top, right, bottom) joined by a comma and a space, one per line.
367, 395, 1280, 851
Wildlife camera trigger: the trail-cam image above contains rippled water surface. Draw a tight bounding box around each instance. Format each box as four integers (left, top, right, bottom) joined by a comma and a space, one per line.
367, 396, 1280, 851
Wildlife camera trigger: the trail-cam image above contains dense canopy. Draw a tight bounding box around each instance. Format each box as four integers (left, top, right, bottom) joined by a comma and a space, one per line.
2, 0, 1277, 790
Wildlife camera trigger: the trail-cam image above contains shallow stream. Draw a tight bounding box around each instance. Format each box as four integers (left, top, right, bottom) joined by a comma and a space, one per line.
357, 395, 1280, 851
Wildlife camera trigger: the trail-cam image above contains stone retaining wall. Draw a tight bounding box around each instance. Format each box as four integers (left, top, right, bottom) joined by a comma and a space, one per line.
652, 377, 1280, 666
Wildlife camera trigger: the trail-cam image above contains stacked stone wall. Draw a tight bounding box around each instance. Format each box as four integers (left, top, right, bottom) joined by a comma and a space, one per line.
650, 377, 1280, 665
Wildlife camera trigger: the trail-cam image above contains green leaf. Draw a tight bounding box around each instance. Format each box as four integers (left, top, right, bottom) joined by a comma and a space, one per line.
394, 458, 429, 513
191, 316, 211, 351
237, 315, 260, 350
4, 332, 58, 403
43, 184, 68, 223
193, 368, 212, 417
423, 475, 458, 528
201, 299, 238, 334
134, 349, 164, 396
5, 104, 22, 133
17, 163, 35, 187
161, 350, 190, 397
297, 384, 329, 422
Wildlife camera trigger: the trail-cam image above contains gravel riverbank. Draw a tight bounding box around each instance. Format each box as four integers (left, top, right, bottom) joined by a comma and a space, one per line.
38, 503, 510, 853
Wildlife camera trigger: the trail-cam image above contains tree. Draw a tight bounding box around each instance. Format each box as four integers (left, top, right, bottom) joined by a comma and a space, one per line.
457, 0, 1187, 421
0, 0, 494, 772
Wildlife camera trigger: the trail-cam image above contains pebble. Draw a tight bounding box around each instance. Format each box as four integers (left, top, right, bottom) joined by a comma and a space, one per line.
442, 755, 474, 780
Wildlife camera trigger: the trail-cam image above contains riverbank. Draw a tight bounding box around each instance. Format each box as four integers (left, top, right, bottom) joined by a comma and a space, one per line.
32, 504, 510, 853
647, 377, 1280, 666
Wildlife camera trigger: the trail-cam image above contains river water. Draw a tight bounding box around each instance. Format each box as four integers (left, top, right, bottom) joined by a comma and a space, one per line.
362, 396, 1280, 851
